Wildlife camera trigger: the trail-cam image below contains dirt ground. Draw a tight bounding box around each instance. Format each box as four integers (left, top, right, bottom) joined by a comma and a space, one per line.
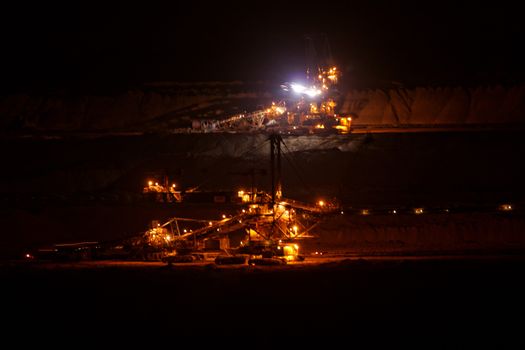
2, 257, 524, 344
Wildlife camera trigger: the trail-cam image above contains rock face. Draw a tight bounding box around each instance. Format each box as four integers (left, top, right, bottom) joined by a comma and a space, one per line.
0, 82, 272, 132
339, 85, 525, 125
1, 84, 524, 132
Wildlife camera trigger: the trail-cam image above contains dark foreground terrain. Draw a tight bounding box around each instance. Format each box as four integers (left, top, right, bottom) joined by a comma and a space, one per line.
2, 257, 524, 343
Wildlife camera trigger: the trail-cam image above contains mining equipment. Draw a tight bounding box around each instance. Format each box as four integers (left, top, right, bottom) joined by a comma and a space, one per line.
200, 58, 347, 134
143, 171, 182, 203
155, 133, 339, 265
188, 37, 353, 134
25, 134, 339, 265
278, 36, 345, 132
24, 43, 346, 263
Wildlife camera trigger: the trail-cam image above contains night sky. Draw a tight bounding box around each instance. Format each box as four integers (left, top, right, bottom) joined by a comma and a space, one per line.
2, 1, 524, 91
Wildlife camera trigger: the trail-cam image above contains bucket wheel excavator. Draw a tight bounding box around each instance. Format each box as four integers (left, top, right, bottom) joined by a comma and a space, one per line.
137, 134, 339, 265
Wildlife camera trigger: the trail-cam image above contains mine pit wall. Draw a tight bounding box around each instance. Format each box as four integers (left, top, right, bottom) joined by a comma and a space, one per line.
4, 129, 523, 200
1, 84, 524, 131
339, 85, 525, 126
305, 213, 525, 255
0, 84, 273, 131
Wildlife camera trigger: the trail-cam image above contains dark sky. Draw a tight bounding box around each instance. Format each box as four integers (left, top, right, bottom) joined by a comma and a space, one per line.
2, 1, 524, 91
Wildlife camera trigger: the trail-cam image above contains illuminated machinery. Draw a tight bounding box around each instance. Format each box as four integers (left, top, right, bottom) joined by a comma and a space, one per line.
153, 134, 339, 265
212, 102, 286, 132
264, 101, 287, 125
151, 194, 333, 265
311, 66, 339, 116
25, 135, 337, 263
143, 180, 182, 202
334, 115, 353, 134
195, 108, 271, 133
281, 65, 341, 130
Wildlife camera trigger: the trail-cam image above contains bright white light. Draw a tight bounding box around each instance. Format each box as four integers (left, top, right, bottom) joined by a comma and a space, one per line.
290, 83, 321, 98
291, 83, 306, 94
305, 88, 321, 97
